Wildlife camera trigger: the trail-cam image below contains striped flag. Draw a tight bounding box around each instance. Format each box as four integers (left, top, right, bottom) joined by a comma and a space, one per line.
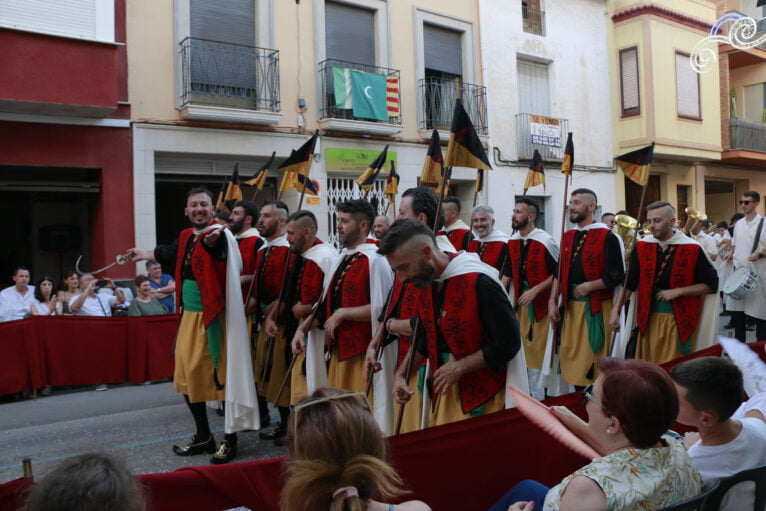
386, 75, 399, 116
444, 99, 491, 170
244, 151, 276, 191
215, 176, 231, 212
524, 150, 545, 192
561, 132, 574, 176
222, 164, 243, 211
384, 159, 399, 201
420, 129, 443, 185
616, 142, 654, 186
278, 133, 318, 176
475, 168, 484, 193
356, 145, 389, 192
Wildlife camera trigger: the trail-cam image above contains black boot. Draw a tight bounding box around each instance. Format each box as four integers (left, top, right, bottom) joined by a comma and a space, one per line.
210, 434, 237, 464
172, 434, 216, 456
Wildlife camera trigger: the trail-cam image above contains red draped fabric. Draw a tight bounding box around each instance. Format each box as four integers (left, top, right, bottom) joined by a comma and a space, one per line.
0, 316, 177, 395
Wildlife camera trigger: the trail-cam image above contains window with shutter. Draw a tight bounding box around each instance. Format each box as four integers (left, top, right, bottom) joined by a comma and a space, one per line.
675, 52, 701, 119
620, 47, 640, 116
0, 0, 113, 42
325, 1, 375, 66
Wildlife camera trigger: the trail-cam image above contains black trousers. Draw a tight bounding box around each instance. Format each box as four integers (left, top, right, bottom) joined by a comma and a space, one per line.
731, 311, 766, 342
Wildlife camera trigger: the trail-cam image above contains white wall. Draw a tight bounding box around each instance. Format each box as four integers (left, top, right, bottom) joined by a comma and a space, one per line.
479, 0, 616, 237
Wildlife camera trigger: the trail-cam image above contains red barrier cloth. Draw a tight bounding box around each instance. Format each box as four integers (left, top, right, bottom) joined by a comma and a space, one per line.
0, 476, 33, 511
0, 316, 177, 394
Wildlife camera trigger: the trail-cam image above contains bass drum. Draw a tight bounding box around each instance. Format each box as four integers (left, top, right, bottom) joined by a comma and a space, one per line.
723, 266, 759, 300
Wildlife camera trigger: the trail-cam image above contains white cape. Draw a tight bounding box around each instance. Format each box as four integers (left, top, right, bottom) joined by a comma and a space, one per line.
508, 228, 560, 306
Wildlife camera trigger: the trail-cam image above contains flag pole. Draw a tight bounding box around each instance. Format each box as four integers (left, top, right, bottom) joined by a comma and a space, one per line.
548, 171, 571, 371
433, 167, 451, 233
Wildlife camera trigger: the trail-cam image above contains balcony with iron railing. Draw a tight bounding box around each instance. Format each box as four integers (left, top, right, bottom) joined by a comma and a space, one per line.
515, 113, 569, 161
317, 59, 402, 136
721, 117, 766, 165
522, 5, 546, 36
179, 37, 281, 125
418, 77, 488, 136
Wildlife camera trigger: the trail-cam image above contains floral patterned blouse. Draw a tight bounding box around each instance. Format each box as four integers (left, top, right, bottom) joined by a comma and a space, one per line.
543, 435, 702, 511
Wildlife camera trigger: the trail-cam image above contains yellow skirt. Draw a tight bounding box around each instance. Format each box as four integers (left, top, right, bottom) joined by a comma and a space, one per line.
518, 308, 550, 370
173, 310, 227, 403
636, 311, 687, 365
560, 299, 614, 387
265, 325, 291, 407
290, 351, 308, 406
431, 381, 504, 428
254, 326, 270, 392
396, 368, 425, 434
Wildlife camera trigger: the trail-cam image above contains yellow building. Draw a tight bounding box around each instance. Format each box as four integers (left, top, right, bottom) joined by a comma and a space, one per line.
607, 0, 723, 224
127, 0, 486, 247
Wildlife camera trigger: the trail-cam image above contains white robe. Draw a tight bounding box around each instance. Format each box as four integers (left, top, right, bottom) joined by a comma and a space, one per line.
726, 214, 766, 319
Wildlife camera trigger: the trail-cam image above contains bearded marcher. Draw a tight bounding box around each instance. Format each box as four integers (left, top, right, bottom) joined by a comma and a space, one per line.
297, 199, 394, 432
398, 187, 456, 253
247, 201, 294, 442
439, 196, 473, 251
508, 197, 559, 399
609, 202, 719, 365
547, 188, 625, 388
468, 205, 511, 286
229, 200, 263, 295
128, 187, 256, 464
382, 219, 528, 427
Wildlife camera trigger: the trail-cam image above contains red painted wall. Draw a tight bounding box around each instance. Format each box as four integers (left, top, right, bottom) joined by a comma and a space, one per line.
0, 121, 134, 279
0, 28, 118, 112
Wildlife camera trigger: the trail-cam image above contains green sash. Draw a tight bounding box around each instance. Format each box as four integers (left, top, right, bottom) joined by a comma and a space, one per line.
182, 280, 223, 367
569, 283, 604, 354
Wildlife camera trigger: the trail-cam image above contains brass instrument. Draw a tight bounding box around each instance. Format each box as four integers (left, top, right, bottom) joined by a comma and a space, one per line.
683, 207, 707, 235
613, 214, 638, 260
640, 223, 651, 237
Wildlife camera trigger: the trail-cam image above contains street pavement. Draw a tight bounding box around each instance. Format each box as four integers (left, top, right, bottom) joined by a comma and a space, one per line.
0, 381, 285, 484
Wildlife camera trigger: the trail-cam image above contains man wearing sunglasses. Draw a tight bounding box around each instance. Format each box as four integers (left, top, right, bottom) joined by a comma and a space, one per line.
723, 190, 766, 342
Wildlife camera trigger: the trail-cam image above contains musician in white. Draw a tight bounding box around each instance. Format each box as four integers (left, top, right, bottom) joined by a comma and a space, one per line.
723, 191, 766, 342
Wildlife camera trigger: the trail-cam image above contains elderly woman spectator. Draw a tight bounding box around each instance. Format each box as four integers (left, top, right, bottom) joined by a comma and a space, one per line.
281, 387, 431, 511
57, 271, 79, 315
489, 358, 701, 511
30, 276, 62, 316
128, 275, 169, 317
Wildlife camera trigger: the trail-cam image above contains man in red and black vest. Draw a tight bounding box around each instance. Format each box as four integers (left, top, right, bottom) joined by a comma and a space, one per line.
382, 219, 529, 427
548, 188, 625, 388
508, 197, 558, 399
128, 187, 257, 464
229, 200, 263, 297
469, 204, 511, 287
609, 201, 718, 364
439, 196, 473, 251
247, 201, 294, 442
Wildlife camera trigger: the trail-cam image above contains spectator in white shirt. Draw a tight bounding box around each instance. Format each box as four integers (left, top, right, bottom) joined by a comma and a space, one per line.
69, 273, 125, 317
30, 276, 62, 316
0, 266, 36, 322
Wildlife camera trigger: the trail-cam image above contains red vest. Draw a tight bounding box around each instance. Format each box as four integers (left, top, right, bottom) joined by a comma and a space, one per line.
327, 253, 372, 360
468, 239, 506, 272
253, 245, 293, 305
447, 228, 472, 251
238, 236, 262, 277
559, 228, 613, 314
508, 238, 552, 321
175, 228, 227, 329
298, 258, 325, 306
635, 241, 703, 344
418, 273, 506, 414
386, 279, 425, 367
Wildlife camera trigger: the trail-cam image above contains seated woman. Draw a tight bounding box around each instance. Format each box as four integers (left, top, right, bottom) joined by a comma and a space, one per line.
128, 275, 169, 317
30, 276, 62, 316
281, 387, 431, 511
57, 271, 79, 315
490, 358, 702, 511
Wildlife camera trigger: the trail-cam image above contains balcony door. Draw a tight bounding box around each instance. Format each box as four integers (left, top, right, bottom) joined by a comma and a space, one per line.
517, 59, 550, 116
423, 24, 463, 131
188, 0, 256, 105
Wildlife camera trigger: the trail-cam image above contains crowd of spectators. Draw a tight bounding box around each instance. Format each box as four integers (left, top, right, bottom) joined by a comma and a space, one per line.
0, 261, 176, 322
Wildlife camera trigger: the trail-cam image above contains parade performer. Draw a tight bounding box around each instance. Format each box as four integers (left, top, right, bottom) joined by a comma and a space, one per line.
398, 187, 456, 253
548, 188, 624, 388
468, 205, 511, 284
382, 219, 528, 427
508, 197, 559, 398
247, 201, 294, 442
439, 196, 473, 251
610, 202, 718, 364
229, 200, 263, 295
128, 187, 257, 464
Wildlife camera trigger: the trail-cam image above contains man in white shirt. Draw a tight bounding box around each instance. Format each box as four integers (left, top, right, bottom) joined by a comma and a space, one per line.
69, 273, 125, 316
671, 357, 766, 511
691, 220, 718, 262
0, 266, 35, 321
722, 191, 766, 341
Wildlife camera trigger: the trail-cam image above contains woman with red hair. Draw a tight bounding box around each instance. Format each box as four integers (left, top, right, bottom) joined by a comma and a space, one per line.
489, 358, 702, 511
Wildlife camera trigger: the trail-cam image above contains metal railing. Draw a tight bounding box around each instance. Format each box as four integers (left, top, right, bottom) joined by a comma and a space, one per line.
522, 5, 546, 36
317, 59, 401, 124
179, 37, 280, 111
515, 113, 569, 161
730, 117, 766, 152
418, 77, 488, 135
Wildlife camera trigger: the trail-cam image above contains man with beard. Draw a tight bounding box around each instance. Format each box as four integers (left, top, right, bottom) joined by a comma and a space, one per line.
609, 202, 718, 365
298, 199, 393, 430
382, 219, 528, 427
229, 200, 263, 294
547, 188, 624, 387
372, 215, 390, 241
128, 187, 255, 464
247, 200, 293, 441
439, 196, 473, 251
468, 205, 511, 286
508, 197, 559, 399
398, 187, 456, 253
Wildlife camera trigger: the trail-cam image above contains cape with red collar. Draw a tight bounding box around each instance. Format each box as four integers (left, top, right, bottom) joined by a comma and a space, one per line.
508, 228, 559, 321
175, 227, 227, 329
253, 234, 295, 310
468, 230, 510, 272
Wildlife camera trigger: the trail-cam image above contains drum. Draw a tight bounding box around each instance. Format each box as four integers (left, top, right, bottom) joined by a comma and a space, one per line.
723, 266, 759, 300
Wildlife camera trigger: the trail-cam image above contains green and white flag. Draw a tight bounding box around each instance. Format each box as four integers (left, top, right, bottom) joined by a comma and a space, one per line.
332, 67, 388, 121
